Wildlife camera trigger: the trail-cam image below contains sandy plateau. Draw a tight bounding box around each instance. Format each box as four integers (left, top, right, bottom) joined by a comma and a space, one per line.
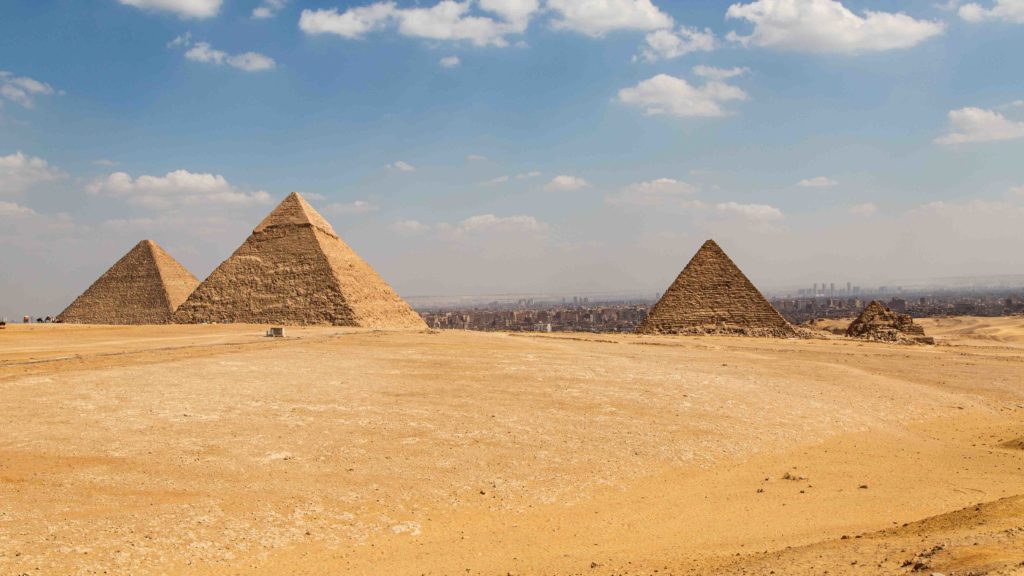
1, 319, 1023, 575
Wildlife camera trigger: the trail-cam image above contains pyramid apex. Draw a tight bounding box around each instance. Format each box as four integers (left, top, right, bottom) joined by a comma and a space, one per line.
254, 192, 337, 236
700, 239, 722, 249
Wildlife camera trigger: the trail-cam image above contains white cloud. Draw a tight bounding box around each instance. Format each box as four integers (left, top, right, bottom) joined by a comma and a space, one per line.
440, 55, 462, 67
117, 0, 221, 19
959, 0, 1024, 23
299, 0, 537, 47
545, 174, 589, 191
849, 202, 877, 215
456, 213, 546, 234
0, 152, 66, 196
301, 192, 327, 201
692, 65, 749, 79
482, 175, 510, 185
467, 154, 488, 161
389, 219, 430, 234
298, 3, 397, 38
1009, 185, 1024, 197
93, 159, 119, 167
326, 200, 378, 215
253, 0, 287, 19
515, 170, 542, 179
0, 201, 36, 217
637, 26, 716, 62
86, 169, 272, 210
605, 178, 696, 206
0, 71, 56, 109
548, 0, 673, 36
182, 41, 276, 72
798, 176, 838, 187
396, 0, 532, 46
479, 0, 540, 27
715, 201, 783, 220
388, 160, 416, 172
725, 0, 945, 53
935, 107, 1024, 145
167, 32, 191, 48
618, 71, 748, 118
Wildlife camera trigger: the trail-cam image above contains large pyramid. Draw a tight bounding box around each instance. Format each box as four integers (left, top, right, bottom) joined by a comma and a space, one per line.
636, 239, 796, 337
58, 240, 199, 324
173, 192, 426, 328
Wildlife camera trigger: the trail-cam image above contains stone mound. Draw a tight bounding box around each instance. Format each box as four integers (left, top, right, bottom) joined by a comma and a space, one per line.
58, 240, 199, 324
846, 301, 934, 344
174, 192, 426, 328
999, 437, 1024, 450
636, 239, 796, 337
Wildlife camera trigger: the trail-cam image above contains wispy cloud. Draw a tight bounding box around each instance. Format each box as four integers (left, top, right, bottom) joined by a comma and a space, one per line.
326, 200, 377, 215
0, 151, 66, 196
387, 160, 416, 172
169, 34, 275, 72
0, 71, 56, 109
798, 176, 838, 188
545, 174, 589, 191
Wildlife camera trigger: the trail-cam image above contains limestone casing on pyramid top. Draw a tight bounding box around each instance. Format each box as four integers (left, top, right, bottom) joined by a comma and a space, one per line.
253, 191, 338, 237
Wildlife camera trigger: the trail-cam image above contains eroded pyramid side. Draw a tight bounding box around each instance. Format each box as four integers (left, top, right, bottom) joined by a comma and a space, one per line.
637, 239, 795, 337
311, 226, 426, 329
58, 240, 199, 325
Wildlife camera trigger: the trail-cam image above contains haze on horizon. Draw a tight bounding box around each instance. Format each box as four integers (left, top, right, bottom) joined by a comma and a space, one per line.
2, 0, 1023, 318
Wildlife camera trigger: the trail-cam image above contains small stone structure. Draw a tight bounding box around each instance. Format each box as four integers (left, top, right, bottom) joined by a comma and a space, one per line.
846, 301, 934, 344
174, 192, 426, 328
636, 239, 796, 337
57, 240, 199, 325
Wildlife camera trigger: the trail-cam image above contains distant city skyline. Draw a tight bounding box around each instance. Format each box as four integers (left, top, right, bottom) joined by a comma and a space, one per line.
2, 0, 1024, 318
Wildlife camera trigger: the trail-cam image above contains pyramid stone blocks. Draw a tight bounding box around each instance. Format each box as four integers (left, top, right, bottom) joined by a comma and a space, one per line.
846, 301, 933, 344
58, 240, 199, 325
637, 239, 796, 337
173, 192, 426, 328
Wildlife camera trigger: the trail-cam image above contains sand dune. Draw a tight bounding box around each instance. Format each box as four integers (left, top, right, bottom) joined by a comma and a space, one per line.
1, 319, 1022, 575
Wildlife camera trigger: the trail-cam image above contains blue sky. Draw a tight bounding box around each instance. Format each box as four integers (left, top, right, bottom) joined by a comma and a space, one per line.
2, 0, 1023, 316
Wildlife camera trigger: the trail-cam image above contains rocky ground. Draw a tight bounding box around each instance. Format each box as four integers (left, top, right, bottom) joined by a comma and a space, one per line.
1, 320, 1022, 575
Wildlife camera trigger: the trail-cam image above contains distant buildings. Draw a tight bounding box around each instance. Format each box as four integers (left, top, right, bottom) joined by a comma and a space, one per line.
419, 288, 1024, 333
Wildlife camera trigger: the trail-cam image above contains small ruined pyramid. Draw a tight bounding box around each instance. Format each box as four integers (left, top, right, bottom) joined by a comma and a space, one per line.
637, 239, 796, 337
174, 192, 426, 328
58, 240, 199, 324
846, 301, 933, 344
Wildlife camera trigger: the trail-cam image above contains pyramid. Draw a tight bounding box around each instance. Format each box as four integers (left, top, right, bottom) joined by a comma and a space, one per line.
846, 301, 932, 344
173, 192, 426, 328
636, 239, 796, 337
58, 240, 199, 324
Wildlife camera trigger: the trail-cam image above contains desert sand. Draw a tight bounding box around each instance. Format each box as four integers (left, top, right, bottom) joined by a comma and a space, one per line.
1, 319, 1023, 575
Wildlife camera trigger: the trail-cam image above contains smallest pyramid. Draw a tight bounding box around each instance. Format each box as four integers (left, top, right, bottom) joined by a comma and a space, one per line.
846, 301, 933, 344
637, 239, 796, 337
58, 240, 199, 325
